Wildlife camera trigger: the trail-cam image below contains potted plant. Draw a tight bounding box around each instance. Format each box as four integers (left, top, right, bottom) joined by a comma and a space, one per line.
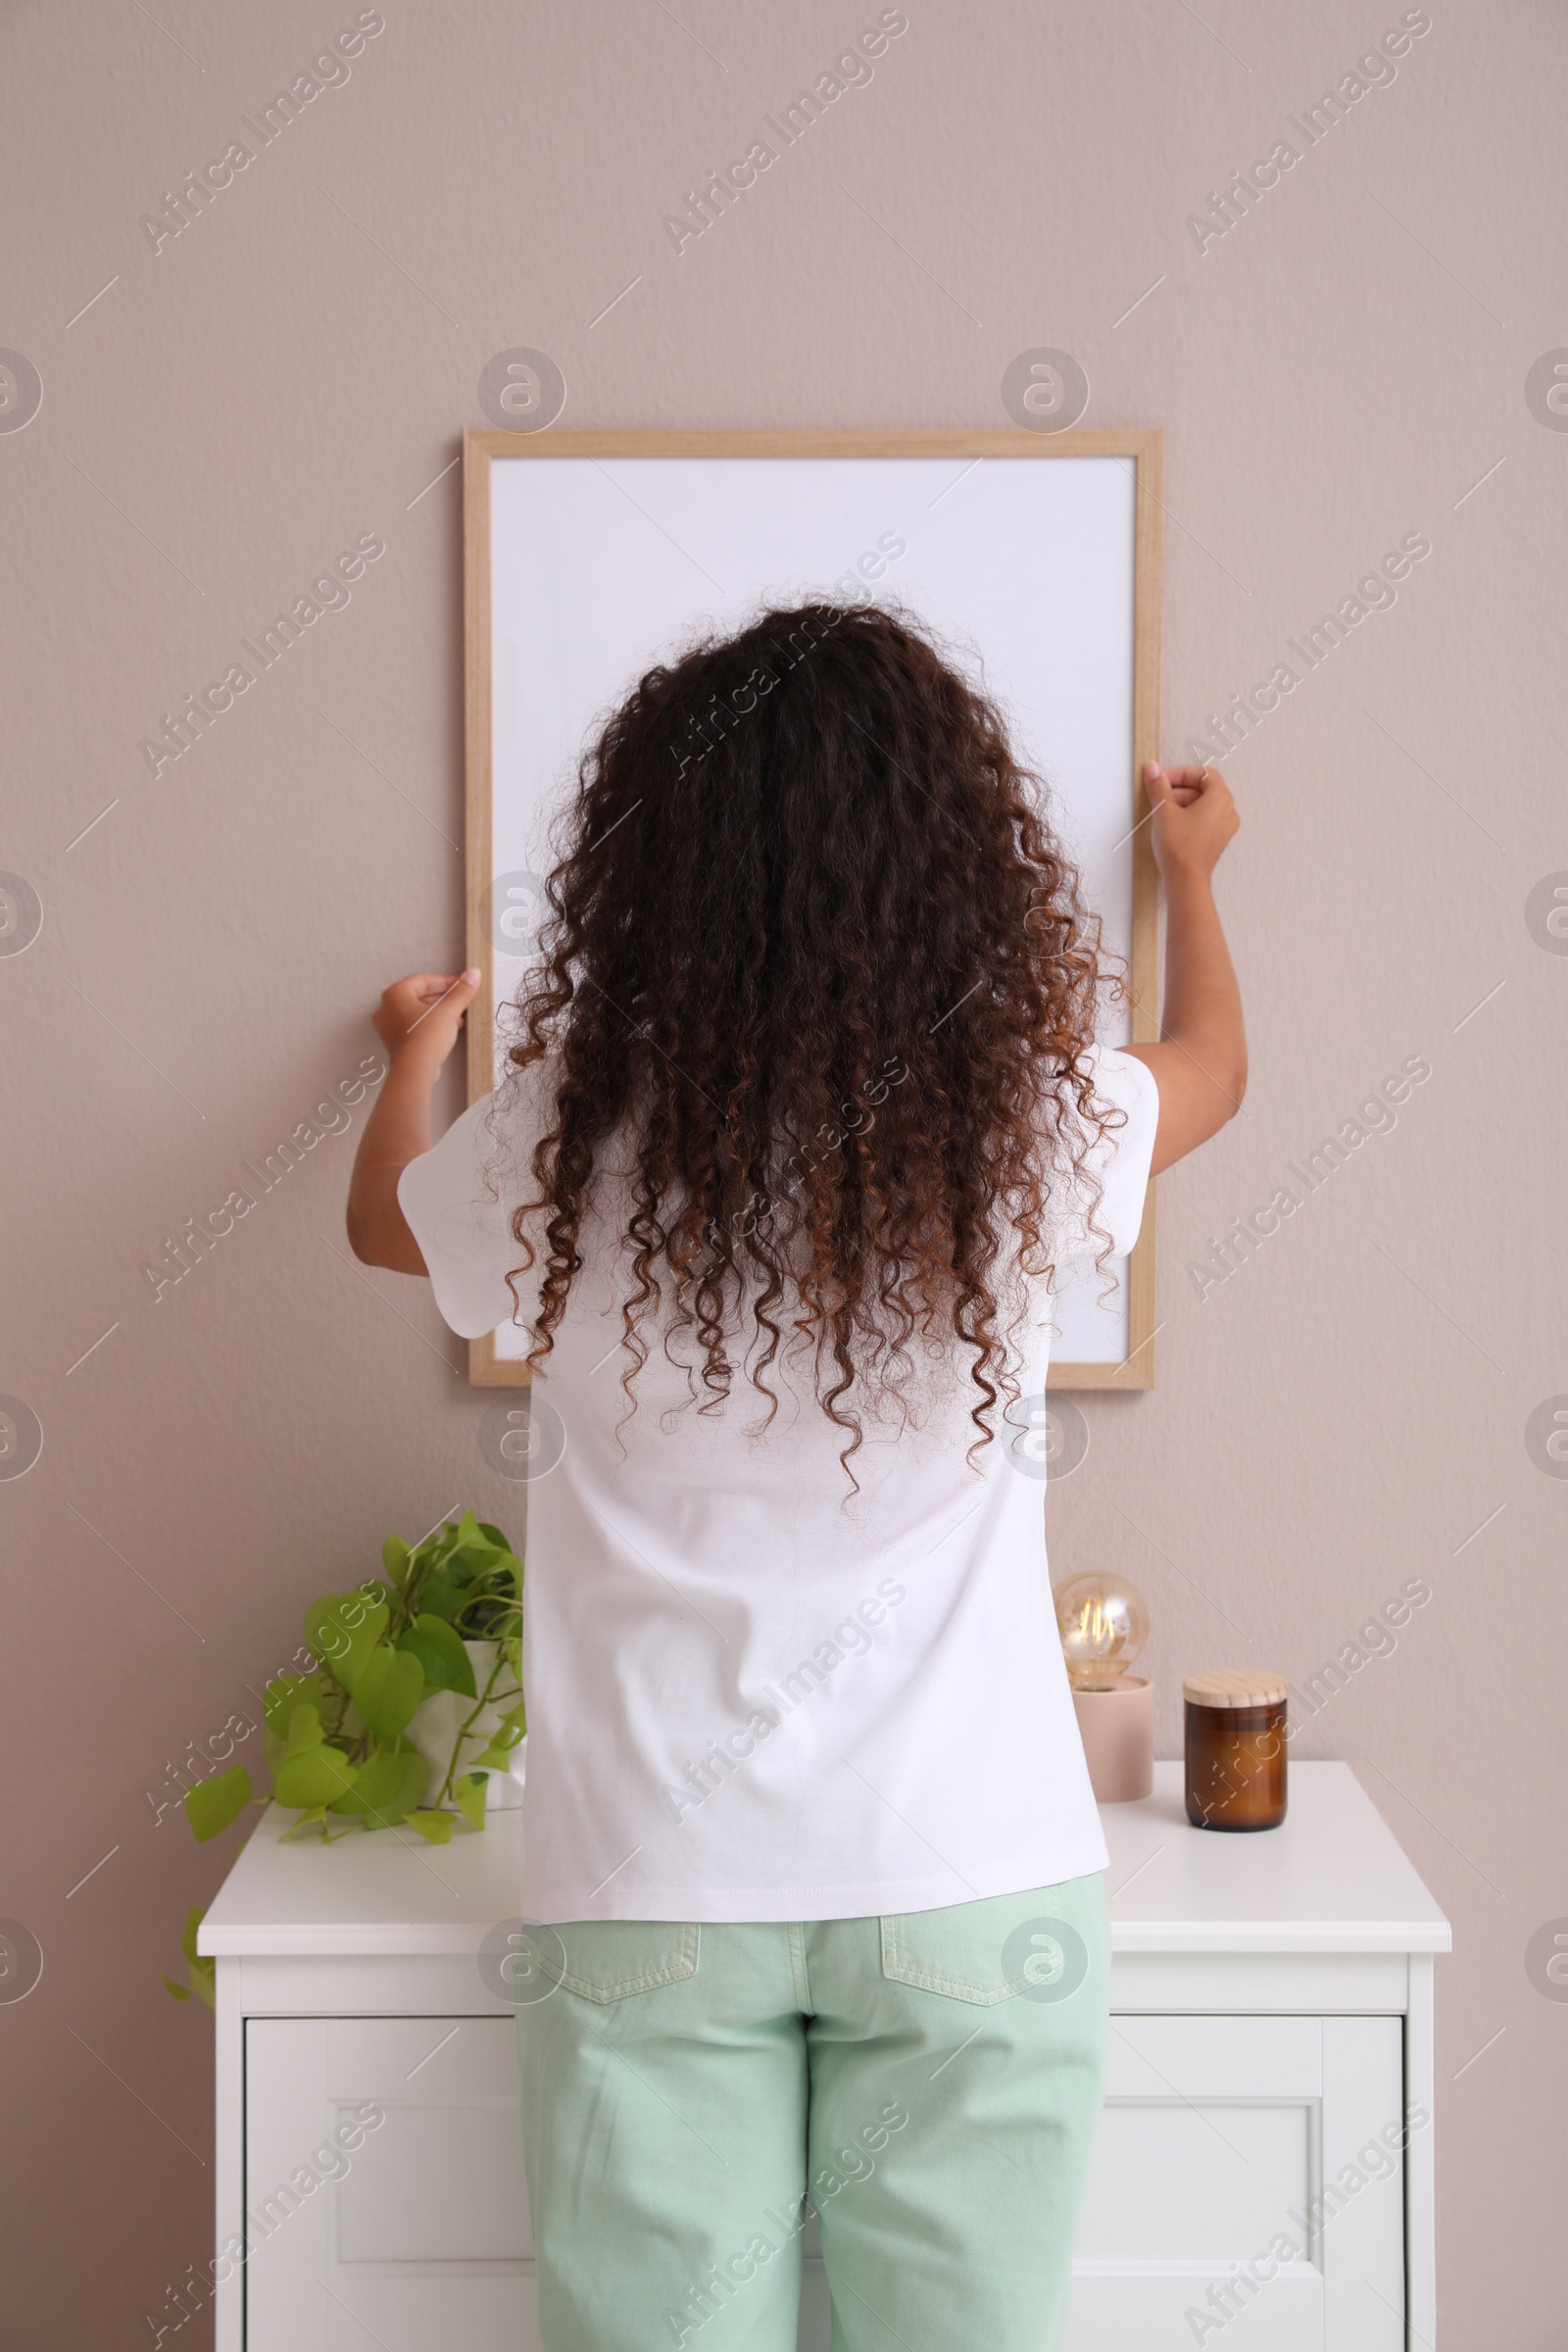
173, 1507, 524, 1871
169, 1510, 527, 2001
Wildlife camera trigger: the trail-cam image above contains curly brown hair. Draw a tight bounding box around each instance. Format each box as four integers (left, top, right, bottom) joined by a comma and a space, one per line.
496, 596, 1124, 1483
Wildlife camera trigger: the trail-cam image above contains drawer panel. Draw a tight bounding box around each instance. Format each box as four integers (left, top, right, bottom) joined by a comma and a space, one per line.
326, 2015, 520, 2102
1105, 2012, 1323, 2099
1065, 2013, 1406, 2352
1079, 2098, 1314, 2262
338, 2100, 530, 2264
246, 2019, 538, 2351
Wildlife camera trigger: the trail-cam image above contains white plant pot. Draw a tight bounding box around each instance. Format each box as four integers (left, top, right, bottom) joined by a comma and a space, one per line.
407, 1638, 526, 1812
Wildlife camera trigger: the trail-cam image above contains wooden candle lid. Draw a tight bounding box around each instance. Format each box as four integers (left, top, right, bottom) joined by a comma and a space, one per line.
1183, 1667, 1289, 1709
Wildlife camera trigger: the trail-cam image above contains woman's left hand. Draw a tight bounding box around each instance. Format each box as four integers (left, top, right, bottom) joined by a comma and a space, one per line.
372, 969, 480, 1070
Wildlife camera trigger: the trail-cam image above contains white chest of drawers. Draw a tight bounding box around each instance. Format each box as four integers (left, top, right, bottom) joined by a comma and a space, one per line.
199, 1761, 1447, 2350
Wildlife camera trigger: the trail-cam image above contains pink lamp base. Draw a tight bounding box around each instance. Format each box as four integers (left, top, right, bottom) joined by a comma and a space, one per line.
1072, 1675, 1154, 1802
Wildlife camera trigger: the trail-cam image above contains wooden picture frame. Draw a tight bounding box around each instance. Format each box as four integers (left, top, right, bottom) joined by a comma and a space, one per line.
462, 427, 1163, 1389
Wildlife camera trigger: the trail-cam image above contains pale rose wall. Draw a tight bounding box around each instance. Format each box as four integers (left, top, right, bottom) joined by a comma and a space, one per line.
2, 2, 1564, 2343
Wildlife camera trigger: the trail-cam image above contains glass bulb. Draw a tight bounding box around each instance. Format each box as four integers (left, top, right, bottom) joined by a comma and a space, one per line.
1054, 1572, 1149, 1691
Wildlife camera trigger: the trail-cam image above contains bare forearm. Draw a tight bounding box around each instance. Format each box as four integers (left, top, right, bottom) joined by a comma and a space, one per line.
1120, 763, 1246, 1173
348, 967, 480, 1270
347, 1047, 442, 1269
1160, 868, 1247, 1103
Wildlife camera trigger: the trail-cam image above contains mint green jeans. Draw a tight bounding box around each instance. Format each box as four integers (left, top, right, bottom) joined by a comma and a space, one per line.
514, 1873, 1108, 2350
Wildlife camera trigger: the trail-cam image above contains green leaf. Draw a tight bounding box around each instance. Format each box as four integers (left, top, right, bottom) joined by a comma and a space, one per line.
403, 1808, 455, 1844
303, 1587, 389, 1696
472, 1693, 525, 1773
329, 1746, 429, 1825
326, 1745, 399, 1817
264, 1677, 329, 1772
421, 1523, 461, 1573
351, 1746, 429, 1829
352, 1646, 424, 1740
279, 1803, 330, 1842
165, 1907, 218, 2010
416, 1575, 466, 1622
439, 1510, 483, 1568
382, 1534, 412, 1590
273, 1743, 360, 1809
184, 1765, 252, 1843
382, 1747, 431, 1827
475, 1520, 514, 1550
282, 1702, 325, 1758
263, 1673, 327, 1737
360, 1747, 410, 1805
456, 1772, 488, 1831
440, 1511, 507, 1586
396, 1614, 476, 1698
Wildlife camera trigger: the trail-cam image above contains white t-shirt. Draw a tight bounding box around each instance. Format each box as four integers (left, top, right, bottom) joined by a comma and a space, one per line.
398, 1043, 1157, 1924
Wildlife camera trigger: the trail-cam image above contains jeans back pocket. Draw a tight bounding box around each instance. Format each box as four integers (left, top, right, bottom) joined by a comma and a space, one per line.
554, 1920, 701, 2003
881, 1880, 1102, 2006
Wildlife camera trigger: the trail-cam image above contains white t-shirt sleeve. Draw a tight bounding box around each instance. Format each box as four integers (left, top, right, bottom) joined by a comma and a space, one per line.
397, 1091, 534, 1340
1057, 1042, 1159, 1265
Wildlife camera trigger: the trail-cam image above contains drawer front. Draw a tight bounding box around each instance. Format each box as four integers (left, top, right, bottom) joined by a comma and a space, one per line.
242, 2013, 1406, 2351
245, 2017, 535, 2351
242, 2017, 828, 2350
1066, 2014, 1407, 2351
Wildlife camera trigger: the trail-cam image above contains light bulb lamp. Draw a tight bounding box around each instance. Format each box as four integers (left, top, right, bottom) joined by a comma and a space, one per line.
1054, 1571, 1153, 1802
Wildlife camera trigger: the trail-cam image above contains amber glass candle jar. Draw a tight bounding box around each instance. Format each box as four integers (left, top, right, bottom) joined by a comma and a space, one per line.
1184, 1669, 1288, 1832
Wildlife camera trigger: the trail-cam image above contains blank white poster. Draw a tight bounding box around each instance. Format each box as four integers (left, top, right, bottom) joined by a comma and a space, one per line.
485, 452, 1144, 1370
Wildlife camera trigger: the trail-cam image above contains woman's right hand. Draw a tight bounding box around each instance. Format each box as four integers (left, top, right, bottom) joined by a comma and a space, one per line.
1143, 763, 1240, 884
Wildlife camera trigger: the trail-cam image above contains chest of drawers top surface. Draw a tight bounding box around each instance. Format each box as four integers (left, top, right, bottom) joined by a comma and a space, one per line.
199, 1760, 1450, 1961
